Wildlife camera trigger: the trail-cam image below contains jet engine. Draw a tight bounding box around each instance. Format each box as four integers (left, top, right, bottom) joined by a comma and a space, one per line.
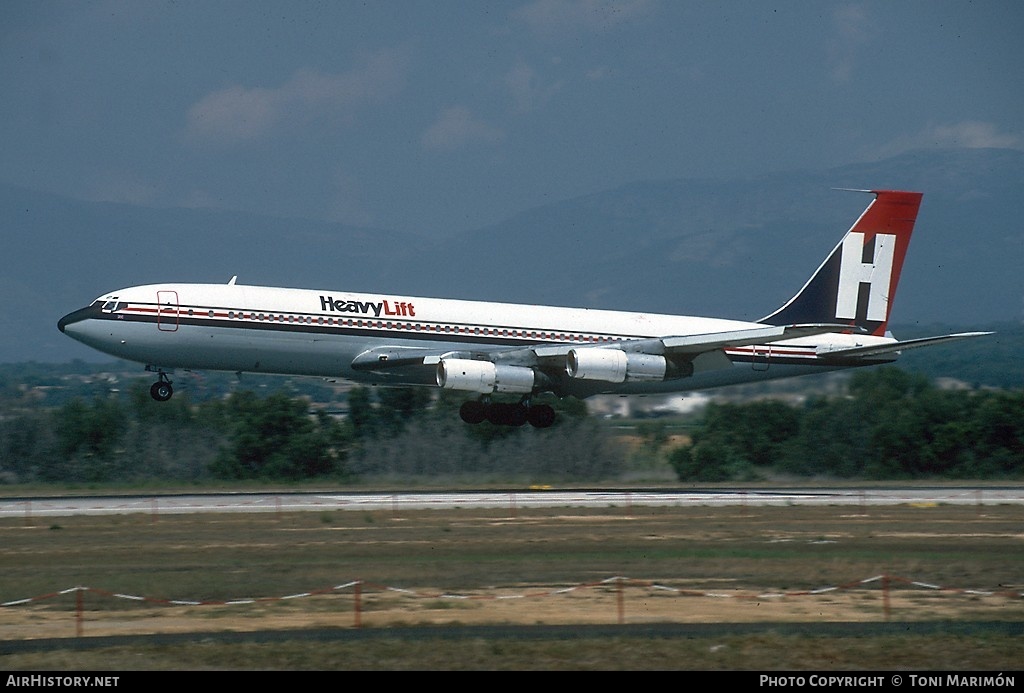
436, 358, 537, 394
566, 348, 691, 383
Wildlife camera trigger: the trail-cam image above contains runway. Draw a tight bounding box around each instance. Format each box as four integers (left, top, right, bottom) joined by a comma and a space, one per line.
1, 486, 1022, 518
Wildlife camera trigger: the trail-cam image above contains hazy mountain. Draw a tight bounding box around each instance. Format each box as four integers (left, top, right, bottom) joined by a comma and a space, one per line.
421, 148, 1024, 325
4, 148, 1022, 364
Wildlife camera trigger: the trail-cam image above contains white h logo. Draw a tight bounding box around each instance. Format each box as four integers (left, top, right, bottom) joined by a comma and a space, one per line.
836, 232, 896, 321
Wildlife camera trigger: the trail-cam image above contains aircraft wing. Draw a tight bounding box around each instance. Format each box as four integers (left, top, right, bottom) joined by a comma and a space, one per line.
350, 346, 455, 372
351, 323, 855, 375
660, 323, 854, 354
531, 323, 852, 360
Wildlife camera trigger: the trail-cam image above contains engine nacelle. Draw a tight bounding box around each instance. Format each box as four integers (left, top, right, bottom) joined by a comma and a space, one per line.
566, 348, 686, 383
436, 358, 537, 394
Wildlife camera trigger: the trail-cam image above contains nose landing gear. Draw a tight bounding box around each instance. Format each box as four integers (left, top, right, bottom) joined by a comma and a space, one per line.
149, 371, 174, 401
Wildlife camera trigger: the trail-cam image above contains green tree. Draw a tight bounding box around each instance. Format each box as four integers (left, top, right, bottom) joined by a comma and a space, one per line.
669, 400, 796, 481
969, 390, 1024, 477
0, 410, 57, 483
669, 439, 747, 482
49, 397, 127, 482
212, 391, 343, 480
376, 387, 432, 430
346, 386, 378, 439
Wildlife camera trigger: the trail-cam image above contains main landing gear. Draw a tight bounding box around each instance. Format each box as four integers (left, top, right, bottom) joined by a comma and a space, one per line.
459, 399, 557, 428
149, 371, 174, 402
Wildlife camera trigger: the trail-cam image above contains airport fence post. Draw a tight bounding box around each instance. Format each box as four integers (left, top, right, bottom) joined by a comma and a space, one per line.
882, 574, 891, 622
75, 587, 83, 638
617, 578, 625, 625
354, 580, 362, 629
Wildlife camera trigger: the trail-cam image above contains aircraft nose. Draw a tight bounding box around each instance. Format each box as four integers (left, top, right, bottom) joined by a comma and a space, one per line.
58, 306, 95, 333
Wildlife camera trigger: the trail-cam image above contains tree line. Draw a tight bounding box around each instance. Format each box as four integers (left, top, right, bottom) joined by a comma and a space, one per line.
0, 382, 623, 485
669, 367, 1024, 481
1, 366, 1021, 486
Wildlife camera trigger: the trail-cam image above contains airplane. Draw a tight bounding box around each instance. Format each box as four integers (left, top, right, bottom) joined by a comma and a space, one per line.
58, 189, 989, 428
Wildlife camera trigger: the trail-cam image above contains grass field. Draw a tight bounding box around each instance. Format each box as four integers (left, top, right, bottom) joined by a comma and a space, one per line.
1, 499, 1022, 669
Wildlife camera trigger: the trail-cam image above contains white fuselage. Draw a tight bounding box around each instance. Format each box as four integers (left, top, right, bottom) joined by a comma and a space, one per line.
59, 282, 893, 398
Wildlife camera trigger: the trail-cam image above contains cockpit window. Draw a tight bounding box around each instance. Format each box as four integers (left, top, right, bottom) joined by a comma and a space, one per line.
101, 299, 127, 313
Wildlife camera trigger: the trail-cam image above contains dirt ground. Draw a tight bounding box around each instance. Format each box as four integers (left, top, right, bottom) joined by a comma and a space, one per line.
5, 504, 1022, 641
7, 587, 1017, 641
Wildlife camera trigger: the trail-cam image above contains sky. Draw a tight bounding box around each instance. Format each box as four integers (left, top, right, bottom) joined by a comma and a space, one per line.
2, 1, 1022, 239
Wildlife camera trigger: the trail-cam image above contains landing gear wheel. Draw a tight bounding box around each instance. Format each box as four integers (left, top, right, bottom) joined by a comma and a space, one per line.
507, 404, 529, 427
150, 380, 173, 402
486, 402, 527, 426
460, 400, 487, 424
527, 404, 556, 429
460, 400, 553, 427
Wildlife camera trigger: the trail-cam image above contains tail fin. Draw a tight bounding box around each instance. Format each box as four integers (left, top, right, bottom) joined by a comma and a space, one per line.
760, 190, 923, 337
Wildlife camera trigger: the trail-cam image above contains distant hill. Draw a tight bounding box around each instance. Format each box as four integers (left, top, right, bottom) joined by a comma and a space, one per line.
4, 147, 1022, 365
421, 148, 1024, 325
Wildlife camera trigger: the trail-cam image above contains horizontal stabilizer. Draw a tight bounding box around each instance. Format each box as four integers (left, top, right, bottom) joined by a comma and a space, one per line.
816, 331, 993, 360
